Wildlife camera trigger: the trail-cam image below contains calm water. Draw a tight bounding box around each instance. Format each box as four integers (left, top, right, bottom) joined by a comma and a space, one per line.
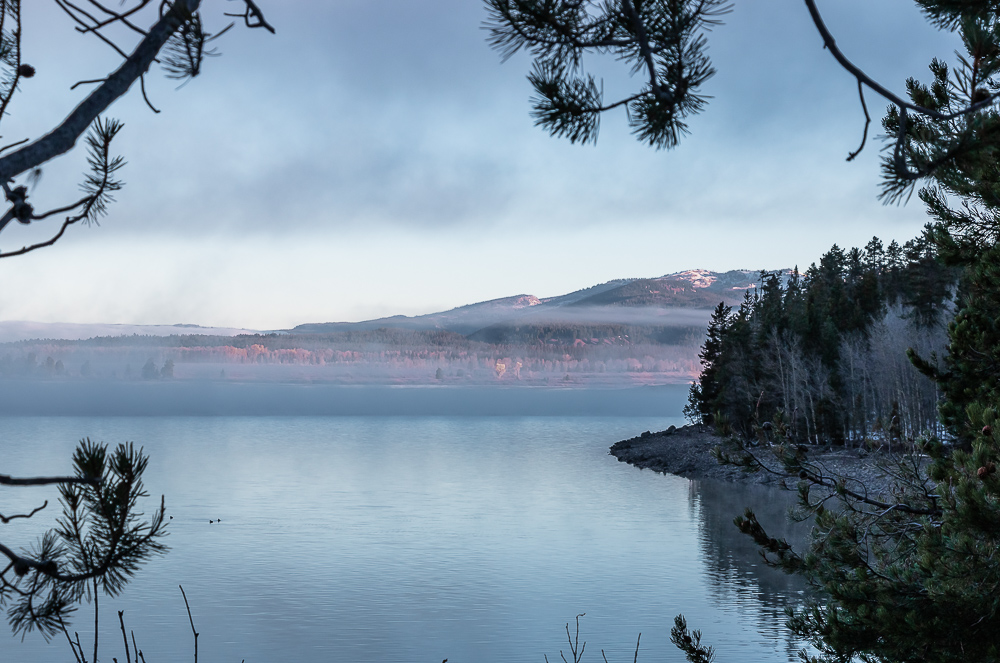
2, 400, 810, 662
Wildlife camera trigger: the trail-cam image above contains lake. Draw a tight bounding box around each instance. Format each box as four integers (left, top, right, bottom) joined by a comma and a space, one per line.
2, 386, 810, 662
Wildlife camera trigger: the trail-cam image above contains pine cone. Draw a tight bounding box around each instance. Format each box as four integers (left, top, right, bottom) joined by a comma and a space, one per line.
978, 466, 988, 479
983, 425, 993, 437
17, 63, 34, 78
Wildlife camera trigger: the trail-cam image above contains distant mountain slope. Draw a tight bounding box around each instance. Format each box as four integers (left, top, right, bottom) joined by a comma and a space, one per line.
0, 270, 780, 344
292, 269, 780, 337
570, 270, 767, 308
291, 294, 546, 336
0, 270, 786, 386
536, 279, 634, 307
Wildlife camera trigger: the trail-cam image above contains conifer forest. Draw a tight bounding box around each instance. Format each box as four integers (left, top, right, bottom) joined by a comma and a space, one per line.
685, 232, 957, 447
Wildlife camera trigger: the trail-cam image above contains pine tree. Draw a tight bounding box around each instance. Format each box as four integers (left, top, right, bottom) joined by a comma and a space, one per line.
744, 7, 1000, 660
901, 228, 956, 328
922, 245, 1000, 444
686, 301, 733, 427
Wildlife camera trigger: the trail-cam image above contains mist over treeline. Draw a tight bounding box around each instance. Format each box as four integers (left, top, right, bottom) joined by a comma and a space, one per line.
0, 322, 707, 386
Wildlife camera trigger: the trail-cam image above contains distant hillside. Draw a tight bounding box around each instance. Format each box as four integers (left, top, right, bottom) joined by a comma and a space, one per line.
292, 269, 781, 336
292, 294, 546, 336
0, 268, 784, 388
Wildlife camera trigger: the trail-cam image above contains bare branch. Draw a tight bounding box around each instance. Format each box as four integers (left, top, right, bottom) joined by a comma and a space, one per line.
27, 197, 91, 221
0, 215, 75, 257
846, 79, 870, 162
77, 0, 153, 37
59, 616, 85, 663
139, 74, 160, 113
0, 137, 28, 155
117, 610, 131, 663
70, 78, 106, 91
55, 0, 131, 60
0, 501, 48, 524
179, 585, 199, 663
804, 0, 997, 123
225, 0, 276, 34
0, 0, 200, 182
0, 474, 98, 487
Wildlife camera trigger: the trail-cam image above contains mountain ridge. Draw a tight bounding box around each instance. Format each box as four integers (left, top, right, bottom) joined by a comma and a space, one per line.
292, 269, 784, 336
0, 269, 786, 344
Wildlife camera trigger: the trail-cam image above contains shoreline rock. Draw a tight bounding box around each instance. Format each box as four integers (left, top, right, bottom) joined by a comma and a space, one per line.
610, 424, 903, 493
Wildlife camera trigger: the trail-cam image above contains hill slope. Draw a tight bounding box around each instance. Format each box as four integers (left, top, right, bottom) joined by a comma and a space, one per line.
292, 269, 778, 336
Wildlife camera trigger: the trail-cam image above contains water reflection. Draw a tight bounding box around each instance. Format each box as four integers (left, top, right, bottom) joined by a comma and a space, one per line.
690, 478, 813, 660
5, 415, 812, 663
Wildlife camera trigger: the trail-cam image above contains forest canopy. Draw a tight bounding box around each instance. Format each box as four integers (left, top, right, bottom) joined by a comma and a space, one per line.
685, 231, 957, 446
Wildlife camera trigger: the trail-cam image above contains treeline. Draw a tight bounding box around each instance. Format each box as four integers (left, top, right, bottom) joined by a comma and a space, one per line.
5, 329, 473, 351
686, 234, 957, 446
0, 332, 702, 384
14, 324, 701, 352
467, 323, 702, 346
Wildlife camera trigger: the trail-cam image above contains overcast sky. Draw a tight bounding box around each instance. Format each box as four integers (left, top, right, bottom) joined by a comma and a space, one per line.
0, 1, 962, 329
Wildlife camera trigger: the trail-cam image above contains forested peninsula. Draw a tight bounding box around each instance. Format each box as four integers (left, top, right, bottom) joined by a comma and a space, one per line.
612, 232, 957, 494
684, 232, 956, 447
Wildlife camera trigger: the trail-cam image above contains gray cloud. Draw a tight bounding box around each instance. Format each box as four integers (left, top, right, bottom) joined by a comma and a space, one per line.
0, 1, 969, 327
11, 0, 961, 238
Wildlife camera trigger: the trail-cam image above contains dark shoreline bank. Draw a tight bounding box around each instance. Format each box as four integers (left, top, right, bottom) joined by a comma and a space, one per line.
610, 424, 902, 493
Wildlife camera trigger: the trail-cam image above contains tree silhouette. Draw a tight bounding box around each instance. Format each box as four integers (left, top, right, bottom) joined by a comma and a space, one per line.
0, 0, 273, 654
0, 0, 274, 258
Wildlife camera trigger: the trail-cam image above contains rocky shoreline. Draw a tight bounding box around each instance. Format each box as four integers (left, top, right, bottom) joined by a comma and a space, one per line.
610, 424, 903, 494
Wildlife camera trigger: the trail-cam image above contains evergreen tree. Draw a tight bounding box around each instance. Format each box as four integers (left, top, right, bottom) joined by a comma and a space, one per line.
901, 228, 956, 327
863, 237, 885, 272
915, 244, 1000, 445
755, 271, 786, 335
141, 358, 159, 380
685, 302, 733, 427
884, 240, 907, 304
727, 415, 1000, 663
1, 441, 168, 638
783, 266, 807, 338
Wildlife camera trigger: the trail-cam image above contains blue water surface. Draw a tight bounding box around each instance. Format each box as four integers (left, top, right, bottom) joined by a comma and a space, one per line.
1, 387, 808, 663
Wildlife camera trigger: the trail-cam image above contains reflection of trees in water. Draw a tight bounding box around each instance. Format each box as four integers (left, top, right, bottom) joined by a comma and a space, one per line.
688, 478, 813, 661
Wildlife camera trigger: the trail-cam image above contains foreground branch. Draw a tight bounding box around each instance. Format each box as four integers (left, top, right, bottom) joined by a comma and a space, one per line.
0, 0, 200, 181
0, 474, 98, 487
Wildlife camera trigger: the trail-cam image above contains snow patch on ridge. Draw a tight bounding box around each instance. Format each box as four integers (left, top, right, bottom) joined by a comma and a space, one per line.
664, 269, 717, 289
510, 295, 543, 309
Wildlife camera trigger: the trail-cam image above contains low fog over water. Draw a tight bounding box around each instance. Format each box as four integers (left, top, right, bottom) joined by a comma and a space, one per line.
0, 382, 689, 416
0, 313, 707, 390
